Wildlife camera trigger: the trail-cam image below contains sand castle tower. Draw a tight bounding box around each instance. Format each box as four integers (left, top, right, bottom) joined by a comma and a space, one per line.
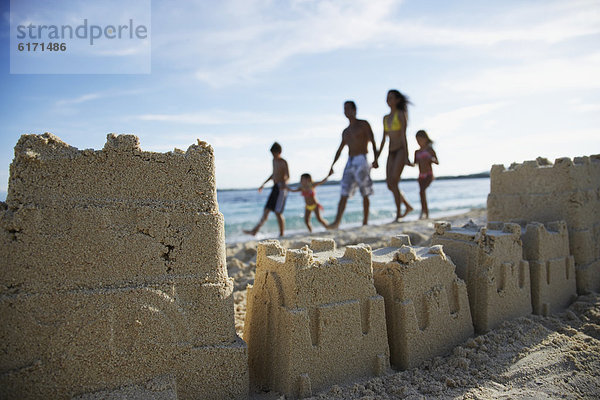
432, 222, 532, 333
244, 238, 389, 399
487, 155, 600, 294
0, 133, 248, 399
371, 235, 473, 370
521, 221, 577, 315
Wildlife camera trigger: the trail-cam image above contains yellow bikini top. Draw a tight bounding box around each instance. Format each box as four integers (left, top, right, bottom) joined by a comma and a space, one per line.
384, 112, 401, 132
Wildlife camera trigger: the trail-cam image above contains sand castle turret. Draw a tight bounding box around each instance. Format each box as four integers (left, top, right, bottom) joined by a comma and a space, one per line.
521, 221, 577, 315
244, 238, 389, 398
0, 133, 248, 399
371, 235, 473, 369
487, 155, 600, 293
432, 222, 532, 333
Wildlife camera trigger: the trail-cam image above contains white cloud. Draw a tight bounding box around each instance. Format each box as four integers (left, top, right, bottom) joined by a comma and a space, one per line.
419, 103, 506, 135
136, 111, 283, 125
56, 93, 102, 107
154, 0, 396, 86
93, 45, 149, 57
54, 88, 147, 107
204, 1, 390, 85
444, 53, 600, 98
143, 133, 256, 152
150, 0, 600, 86
568, 98, 600, 113
134, 110, 347, 128
574, 104, 600, 113
386, 0, 600, 48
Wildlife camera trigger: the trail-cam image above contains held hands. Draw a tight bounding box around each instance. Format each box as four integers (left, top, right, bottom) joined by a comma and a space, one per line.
372, 151, 379, 169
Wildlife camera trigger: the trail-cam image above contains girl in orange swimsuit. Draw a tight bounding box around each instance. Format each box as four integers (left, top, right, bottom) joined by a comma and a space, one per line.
414, 130, 439, 219
288, 172, 332, 232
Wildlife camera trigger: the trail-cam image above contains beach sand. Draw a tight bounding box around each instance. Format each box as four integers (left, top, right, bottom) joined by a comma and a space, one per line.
227, 209, 600, 399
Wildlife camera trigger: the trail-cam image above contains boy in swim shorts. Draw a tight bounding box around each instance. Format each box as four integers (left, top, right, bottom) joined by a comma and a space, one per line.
244, 142, 289, 237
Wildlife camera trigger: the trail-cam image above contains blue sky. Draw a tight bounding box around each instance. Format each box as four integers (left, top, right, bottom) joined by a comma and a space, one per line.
1, 0, 599, 192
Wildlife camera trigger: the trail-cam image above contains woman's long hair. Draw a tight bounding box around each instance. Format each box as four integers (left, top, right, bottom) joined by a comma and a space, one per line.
388, 89, 410, 113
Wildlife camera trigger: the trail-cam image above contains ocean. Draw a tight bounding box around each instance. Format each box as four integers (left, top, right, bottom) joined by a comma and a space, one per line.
219, 177, 490, 243
0, 177, 490, 243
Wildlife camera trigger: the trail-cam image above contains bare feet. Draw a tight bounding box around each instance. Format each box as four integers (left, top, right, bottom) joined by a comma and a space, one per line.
327, 222, 340, 230
400, 205, 414, 218
243, 229, 257, 236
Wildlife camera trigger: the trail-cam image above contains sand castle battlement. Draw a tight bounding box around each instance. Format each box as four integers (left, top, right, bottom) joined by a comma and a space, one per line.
1, 134, 227, 293
0, 134, 247, 399
245, 239, 389, 398
432, 222, 532, 333
7, 133, 217, 211
254, 239, 374, 308
371, 235, 473, 369
521, 221, 577, 315
488, 154, 600, 294
490, 155, 600, 194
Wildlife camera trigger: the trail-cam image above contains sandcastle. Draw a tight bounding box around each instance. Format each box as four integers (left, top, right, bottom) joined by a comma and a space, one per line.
244, 238, 389, 399
521, 221, 577, 315
371, 235, 473, 369
432, 222, 532, 333
0, 133, 248, 399
487, 155, 600, 294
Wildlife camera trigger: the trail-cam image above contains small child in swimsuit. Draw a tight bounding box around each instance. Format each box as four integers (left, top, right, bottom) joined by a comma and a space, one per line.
288, 172, 332, 232
414, 130, 439, 220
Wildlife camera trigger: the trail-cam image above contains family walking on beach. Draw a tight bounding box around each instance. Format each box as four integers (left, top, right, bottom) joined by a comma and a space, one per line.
244, 89, 438, 237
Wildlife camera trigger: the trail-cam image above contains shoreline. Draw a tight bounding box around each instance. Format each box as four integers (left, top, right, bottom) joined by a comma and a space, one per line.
226, 207, 486, 248
217, 172, 491, 192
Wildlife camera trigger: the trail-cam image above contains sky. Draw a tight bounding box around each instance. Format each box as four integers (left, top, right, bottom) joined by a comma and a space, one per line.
1, 0, 599, 192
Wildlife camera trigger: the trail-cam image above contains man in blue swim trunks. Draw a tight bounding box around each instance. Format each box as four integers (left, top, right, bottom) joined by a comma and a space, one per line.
328, 100, 379, 229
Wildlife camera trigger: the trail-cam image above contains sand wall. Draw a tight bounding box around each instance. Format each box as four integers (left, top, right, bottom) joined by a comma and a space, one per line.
372, 235, 474, 369
521, 221, 577, 315
0, 133, 248, 399
487, 155, 600, 293
244, 239, 389, 398
432, 222, 532, 333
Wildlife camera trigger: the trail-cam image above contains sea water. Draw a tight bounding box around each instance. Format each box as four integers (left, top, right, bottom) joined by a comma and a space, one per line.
219, 177, 490, 243
0, 177, 489, 244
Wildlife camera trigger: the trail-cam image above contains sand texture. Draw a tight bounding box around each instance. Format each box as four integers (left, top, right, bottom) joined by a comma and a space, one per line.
432, 222, 533, 333
521, 221, 578, 316
227, 210, 600, 399
245, 240, 389, 398
487, 155, 600, 294
1, 133, 248, 399
372, 238, 474, 369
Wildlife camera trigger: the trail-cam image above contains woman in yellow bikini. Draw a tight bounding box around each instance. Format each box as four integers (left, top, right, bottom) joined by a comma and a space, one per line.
288, 172, 332, 232
374, 89, 414, 221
